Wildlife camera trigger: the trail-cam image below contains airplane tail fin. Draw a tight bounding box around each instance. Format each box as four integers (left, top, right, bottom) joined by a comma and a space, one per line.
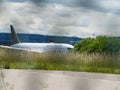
10, 25, 20, 44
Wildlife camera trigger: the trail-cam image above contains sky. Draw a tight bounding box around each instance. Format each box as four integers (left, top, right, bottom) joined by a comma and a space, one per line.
0, 0, 120, 38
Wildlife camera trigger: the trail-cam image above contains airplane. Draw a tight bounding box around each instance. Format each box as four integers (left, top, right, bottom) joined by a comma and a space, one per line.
0, 25, 74, 53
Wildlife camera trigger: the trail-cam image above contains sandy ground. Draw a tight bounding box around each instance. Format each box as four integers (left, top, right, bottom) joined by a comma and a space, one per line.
0, 69, 120, 90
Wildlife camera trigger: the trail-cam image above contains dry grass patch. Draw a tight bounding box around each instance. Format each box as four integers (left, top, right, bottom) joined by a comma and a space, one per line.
0, 48, 120, 74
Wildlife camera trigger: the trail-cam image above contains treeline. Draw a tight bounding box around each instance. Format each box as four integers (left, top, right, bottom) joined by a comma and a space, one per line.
74, 36, 120, 53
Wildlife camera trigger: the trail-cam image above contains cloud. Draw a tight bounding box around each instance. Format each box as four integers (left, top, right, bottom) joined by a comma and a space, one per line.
8, 0, 25, 2
94, 16, 120, 36
28, 0, 98, 9
0, 0, 120, 38
28, 0, 120, 15
100, 0, 120, 13
0, 0, 6, 12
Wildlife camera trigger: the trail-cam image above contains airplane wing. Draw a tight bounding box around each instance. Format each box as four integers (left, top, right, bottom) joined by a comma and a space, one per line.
0, 45, 44, 53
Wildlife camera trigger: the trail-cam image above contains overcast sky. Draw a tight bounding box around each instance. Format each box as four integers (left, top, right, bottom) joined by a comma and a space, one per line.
0, 0, 120, 37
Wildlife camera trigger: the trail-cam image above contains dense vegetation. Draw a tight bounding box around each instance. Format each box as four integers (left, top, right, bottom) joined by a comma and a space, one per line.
74, 36, 120, 53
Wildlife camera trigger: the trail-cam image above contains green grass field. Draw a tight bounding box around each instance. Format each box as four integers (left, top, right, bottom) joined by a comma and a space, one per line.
0, 48, 120, 74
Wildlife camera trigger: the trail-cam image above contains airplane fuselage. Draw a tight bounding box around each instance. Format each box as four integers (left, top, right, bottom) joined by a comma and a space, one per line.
1, 25, 74, 53
10, 43, 74, 52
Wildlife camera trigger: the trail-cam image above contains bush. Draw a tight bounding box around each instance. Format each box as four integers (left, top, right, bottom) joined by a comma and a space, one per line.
74, 36, 120, 53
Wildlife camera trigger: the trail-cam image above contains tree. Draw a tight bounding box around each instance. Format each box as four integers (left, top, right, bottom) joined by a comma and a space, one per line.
74, 36, 120, 53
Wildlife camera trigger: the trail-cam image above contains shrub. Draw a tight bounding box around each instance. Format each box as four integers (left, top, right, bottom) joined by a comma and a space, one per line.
74, 36, 120, 53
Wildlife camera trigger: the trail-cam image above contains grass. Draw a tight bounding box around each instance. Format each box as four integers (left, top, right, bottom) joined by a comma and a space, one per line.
0, 48, 120, 74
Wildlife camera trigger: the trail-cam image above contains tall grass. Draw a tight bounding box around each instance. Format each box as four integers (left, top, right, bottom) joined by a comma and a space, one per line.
0, 48, 120, 74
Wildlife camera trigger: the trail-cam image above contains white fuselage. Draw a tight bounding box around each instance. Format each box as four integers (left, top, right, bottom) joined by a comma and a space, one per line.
10, 43, 74, 52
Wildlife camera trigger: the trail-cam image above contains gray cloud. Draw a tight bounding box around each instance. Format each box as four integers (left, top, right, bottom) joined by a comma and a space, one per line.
88, 14, 120, 37
8, 0, 91, 36
28, 0, 85, 7
30, 0, 46, 3
9, 0, 25, 2
1, 0, 120, 37
28, 0, 120, 15
0, 0, 6, 12
28, 0, 47, 6
28, 0, 98, 8
100, 18, 120, 35
0, 0, 4, 4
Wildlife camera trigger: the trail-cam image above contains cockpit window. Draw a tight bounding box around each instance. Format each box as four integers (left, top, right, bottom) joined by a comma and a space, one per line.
67, 48, 73, 51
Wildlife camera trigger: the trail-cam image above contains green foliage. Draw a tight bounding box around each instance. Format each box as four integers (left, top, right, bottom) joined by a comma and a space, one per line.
74, 36, 120, 53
